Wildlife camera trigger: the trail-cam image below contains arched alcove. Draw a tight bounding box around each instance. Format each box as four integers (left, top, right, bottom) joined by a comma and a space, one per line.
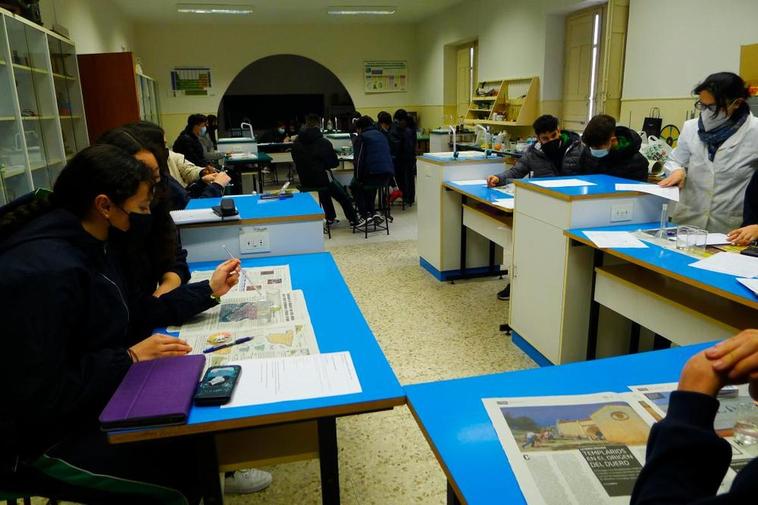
219, 54, 356, 135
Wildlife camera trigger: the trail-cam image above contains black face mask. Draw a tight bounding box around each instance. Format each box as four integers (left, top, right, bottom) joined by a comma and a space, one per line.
540, 138, 563, 158
127, 212, 153, 239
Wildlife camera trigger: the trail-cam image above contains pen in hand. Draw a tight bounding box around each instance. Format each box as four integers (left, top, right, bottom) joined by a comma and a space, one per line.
220, 244, 259, 295
203, 336, 253, 354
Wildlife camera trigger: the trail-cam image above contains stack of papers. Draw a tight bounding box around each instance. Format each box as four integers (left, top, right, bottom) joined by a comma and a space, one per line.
615, 183, 679, 202
531, 178, 596, 188
689, 252, 758, 278
583, 231, 648, 249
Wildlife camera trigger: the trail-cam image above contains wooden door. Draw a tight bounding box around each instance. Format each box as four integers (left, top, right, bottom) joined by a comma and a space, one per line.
561, 8, 602, 131
456, 46, 472, 121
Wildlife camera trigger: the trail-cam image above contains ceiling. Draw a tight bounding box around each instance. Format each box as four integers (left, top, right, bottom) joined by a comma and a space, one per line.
111, 0, 464, 25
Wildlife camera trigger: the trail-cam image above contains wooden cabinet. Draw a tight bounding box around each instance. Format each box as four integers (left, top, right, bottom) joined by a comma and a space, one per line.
78, 51, 161, 143
464, 76, 539, 129
0, 7, 87, 205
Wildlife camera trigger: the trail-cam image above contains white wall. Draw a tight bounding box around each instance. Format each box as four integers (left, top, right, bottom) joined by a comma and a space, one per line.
623, 0, 758, 99
38, 0, 135, 54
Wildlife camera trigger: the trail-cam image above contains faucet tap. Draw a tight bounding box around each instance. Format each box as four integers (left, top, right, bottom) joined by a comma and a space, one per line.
240, 122, 254, 140
448, 125, 457, 158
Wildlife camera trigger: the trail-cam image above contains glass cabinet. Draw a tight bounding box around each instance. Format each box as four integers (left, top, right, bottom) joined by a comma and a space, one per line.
137, 73, 161, 124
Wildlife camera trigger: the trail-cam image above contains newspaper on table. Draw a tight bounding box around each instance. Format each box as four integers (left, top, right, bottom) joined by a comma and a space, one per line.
188, 265, 292, 294
183, 323, 319, 374
483, 392, 658, 505
629, 382, 758, 485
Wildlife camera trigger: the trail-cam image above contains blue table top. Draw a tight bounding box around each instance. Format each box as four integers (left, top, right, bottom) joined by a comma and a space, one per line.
421, 151, 505, 163
516, 174, 648, 199
565, 222, 758, 308
444, 181, 514, 209
184, 193, 323, 221
406, 343, 711, 505
112, 253, 404, 441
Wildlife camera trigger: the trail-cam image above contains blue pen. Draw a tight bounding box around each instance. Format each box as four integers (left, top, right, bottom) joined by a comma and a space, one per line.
203, 336, 253, 354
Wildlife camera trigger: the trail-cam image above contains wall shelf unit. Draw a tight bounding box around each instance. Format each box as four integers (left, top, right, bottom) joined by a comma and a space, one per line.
464, 76, 540, 129
0, 6, 88, 206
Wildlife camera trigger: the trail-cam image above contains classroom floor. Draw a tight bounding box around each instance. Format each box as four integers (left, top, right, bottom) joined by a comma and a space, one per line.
39, 189, 537, 505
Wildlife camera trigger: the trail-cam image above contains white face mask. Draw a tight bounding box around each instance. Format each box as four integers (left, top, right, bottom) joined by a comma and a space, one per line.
590, 147, 609, 158
199, 126, 207, 136
700, 110, 730, 132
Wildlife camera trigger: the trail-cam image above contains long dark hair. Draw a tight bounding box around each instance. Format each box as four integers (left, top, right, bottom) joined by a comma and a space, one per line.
694, 72, 750, 117
96, 127, 178, 284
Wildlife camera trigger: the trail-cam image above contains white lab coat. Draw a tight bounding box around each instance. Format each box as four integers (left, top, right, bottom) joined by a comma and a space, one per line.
665, 114, 758, 233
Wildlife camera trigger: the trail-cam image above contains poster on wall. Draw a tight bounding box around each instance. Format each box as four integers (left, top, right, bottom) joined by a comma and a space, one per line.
171, 67, 214, 96
363, 60, 407, 93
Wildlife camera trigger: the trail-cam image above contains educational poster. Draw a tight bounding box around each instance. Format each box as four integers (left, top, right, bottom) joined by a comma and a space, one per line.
171, 66, 213, 96
363, 60, 407, 93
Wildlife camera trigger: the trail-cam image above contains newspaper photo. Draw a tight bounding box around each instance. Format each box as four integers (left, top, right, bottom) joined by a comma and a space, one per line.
172, 289, 309, 333
183, 323, 320, 373
629, 383, 758, 484
189, 265, 292, 294
483, 393, 658, 505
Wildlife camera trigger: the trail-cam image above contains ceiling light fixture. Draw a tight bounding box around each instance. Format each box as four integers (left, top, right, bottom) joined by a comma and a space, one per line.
328, 6, 396, 15
177, 3, 254, 15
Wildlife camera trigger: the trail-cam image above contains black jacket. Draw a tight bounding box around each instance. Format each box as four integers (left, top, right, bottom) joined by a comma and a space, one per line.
173, 130, 206, 167
392, 123, 417, 174
496, 130, 585, 182
352, 126, 394, 180
576, 126, 649, 181
166, 174, 224, 211
743, 169, 758, 227
631, 391, 757, 504
291, 127, 339, 188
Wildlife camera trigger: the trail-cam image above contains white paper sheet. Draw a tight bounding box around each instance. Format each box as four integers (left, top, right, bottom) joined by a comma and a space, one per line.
223, 352, 362, 408
493, 198, 514, 210
615, 183, 680, 202
583, 231, 648, 249
170, 208, 241, 225
451, 179, 487, 186
531, 178, 596, 188
689, 252, 758, 278
737, 277, 758, 295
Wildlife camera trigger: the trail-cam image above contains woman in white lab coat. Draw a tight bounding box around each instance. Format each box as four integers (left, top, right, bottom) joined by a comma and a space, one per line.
659, 72, 758, 233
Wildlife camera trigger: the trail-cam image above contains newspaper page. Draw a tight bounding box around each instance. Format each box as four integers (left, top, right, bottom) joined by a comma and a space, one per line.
173, 289, 309, 333
182, 323, 319, 374
629, 382, 758, 489
483, 392, 658, 505
189, 265, 292, 294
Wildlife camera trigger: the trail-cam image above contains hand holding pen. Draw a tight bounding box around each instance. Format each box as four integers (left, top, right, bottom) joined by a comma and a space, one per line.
221, 244, 262, 297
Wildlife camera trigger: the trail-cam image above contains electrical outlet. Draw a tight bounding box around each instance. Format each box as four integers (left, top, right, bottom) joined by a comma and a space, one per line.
239, 227, 270, 254
610, 202, 634, 222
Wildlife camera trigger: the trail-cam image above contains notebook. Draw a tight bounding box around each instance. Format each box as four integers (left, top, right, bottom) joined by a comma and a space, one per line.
99, 355, 206, 431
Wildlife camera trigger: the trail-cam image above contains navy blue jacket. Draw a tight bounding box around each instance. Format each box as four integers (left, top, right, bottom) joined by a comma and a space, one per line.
631, 391, 757, 504
0, 208, 217, 459
166, 174, 224, 211
743, 169, 757, 227
353, 126, 394, 180
173, 130, 205, 167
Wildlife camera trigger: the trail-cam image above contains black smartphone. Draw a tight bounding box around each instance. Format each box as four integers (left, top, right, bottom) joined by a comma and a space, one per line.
193, 365, 241, 406
741, 246, 758, 258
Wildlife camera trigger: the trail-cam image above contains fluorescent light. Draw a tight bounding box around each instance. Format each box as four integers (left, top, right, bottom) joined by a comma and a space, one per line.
328, 6, 396, 15
177, 3, 253, 15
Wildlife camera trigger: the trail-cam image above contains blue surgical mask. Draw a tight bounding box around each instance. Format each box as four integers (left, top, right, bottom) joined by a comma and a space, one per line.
590, 147, 609, 158
278, 127, 285, 134
199, 126, 207, 136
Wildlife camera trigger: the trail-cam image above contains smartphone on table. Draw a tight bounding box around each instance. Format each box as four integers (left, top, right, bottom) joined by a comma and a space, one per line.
193, 365, 241, 406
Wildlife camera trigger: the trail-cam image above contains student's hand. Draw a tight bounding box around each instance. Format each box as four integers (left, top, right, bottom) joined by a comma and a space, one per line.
209, 259, 241, 297
705, 329, 758, 382
153, 272, 182, 297
658, 168, 685, 188
212, 172, 232, 187
201, 174, 217, 184
200, 166, 218, 176
130, 334, 191, 362
487, 175, 500, 187
678, 351, 727, 398
727, 224, 758, 246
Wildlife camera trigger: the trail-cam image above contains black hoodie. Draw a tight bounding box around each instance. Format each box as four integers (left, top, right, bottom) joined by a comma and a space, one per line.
0, 208, 217, 460
578, 126, 649, 182
291, 127, 340, 188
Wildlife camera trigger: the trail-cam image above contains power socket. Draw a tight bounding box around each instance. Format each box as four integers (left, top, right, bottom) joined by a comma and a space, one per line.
610, 202, 634, 222
239, 226, 270, 254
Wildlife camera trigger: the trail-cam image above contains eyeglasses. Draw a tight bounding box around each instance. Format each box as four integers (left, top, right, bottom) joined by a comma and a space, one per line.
694, 100, 719, 112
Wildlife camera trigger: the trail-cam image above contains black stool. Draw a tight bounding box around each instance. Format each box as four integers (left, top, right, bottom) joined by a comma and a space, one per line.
296, 185, 333, 239
352, 183, 392, 238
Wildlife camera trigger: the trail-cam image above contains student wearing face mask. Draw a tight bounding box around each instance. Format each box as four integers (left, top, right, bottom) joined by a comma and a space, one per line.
0, 145, 240, 504
486, 115, 585, 188
173, 114, 209, 167
259, 120, 289, 144
578, 114, 648, 182
659, 72, 758, 233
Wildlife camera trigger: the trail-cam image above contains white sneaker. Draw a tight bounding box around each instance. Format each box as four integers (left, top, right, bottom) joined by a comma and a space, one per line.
224, 469, 272, 494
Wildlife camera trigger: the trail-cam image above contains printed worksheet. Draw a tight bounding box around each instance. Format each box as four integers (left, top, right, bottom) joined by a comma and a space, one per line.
189, 265, 292, 294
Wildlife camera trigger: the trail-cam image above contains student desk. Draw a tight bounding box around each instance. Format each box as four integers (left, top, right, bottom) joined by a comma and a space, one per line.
178, 193, 324, 263
108, 252, 405, 505
222, 152, 273, 194
417, 153, 508, 280
565, 223, 758, 359
405, 343, 710, 505
509, 175, 665, 366
440, 181, 513, 280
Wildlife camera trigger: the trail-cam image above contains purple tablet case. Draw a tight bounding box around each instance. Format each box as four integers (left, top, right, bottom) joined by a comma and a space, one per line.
99, 355, 206, 430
